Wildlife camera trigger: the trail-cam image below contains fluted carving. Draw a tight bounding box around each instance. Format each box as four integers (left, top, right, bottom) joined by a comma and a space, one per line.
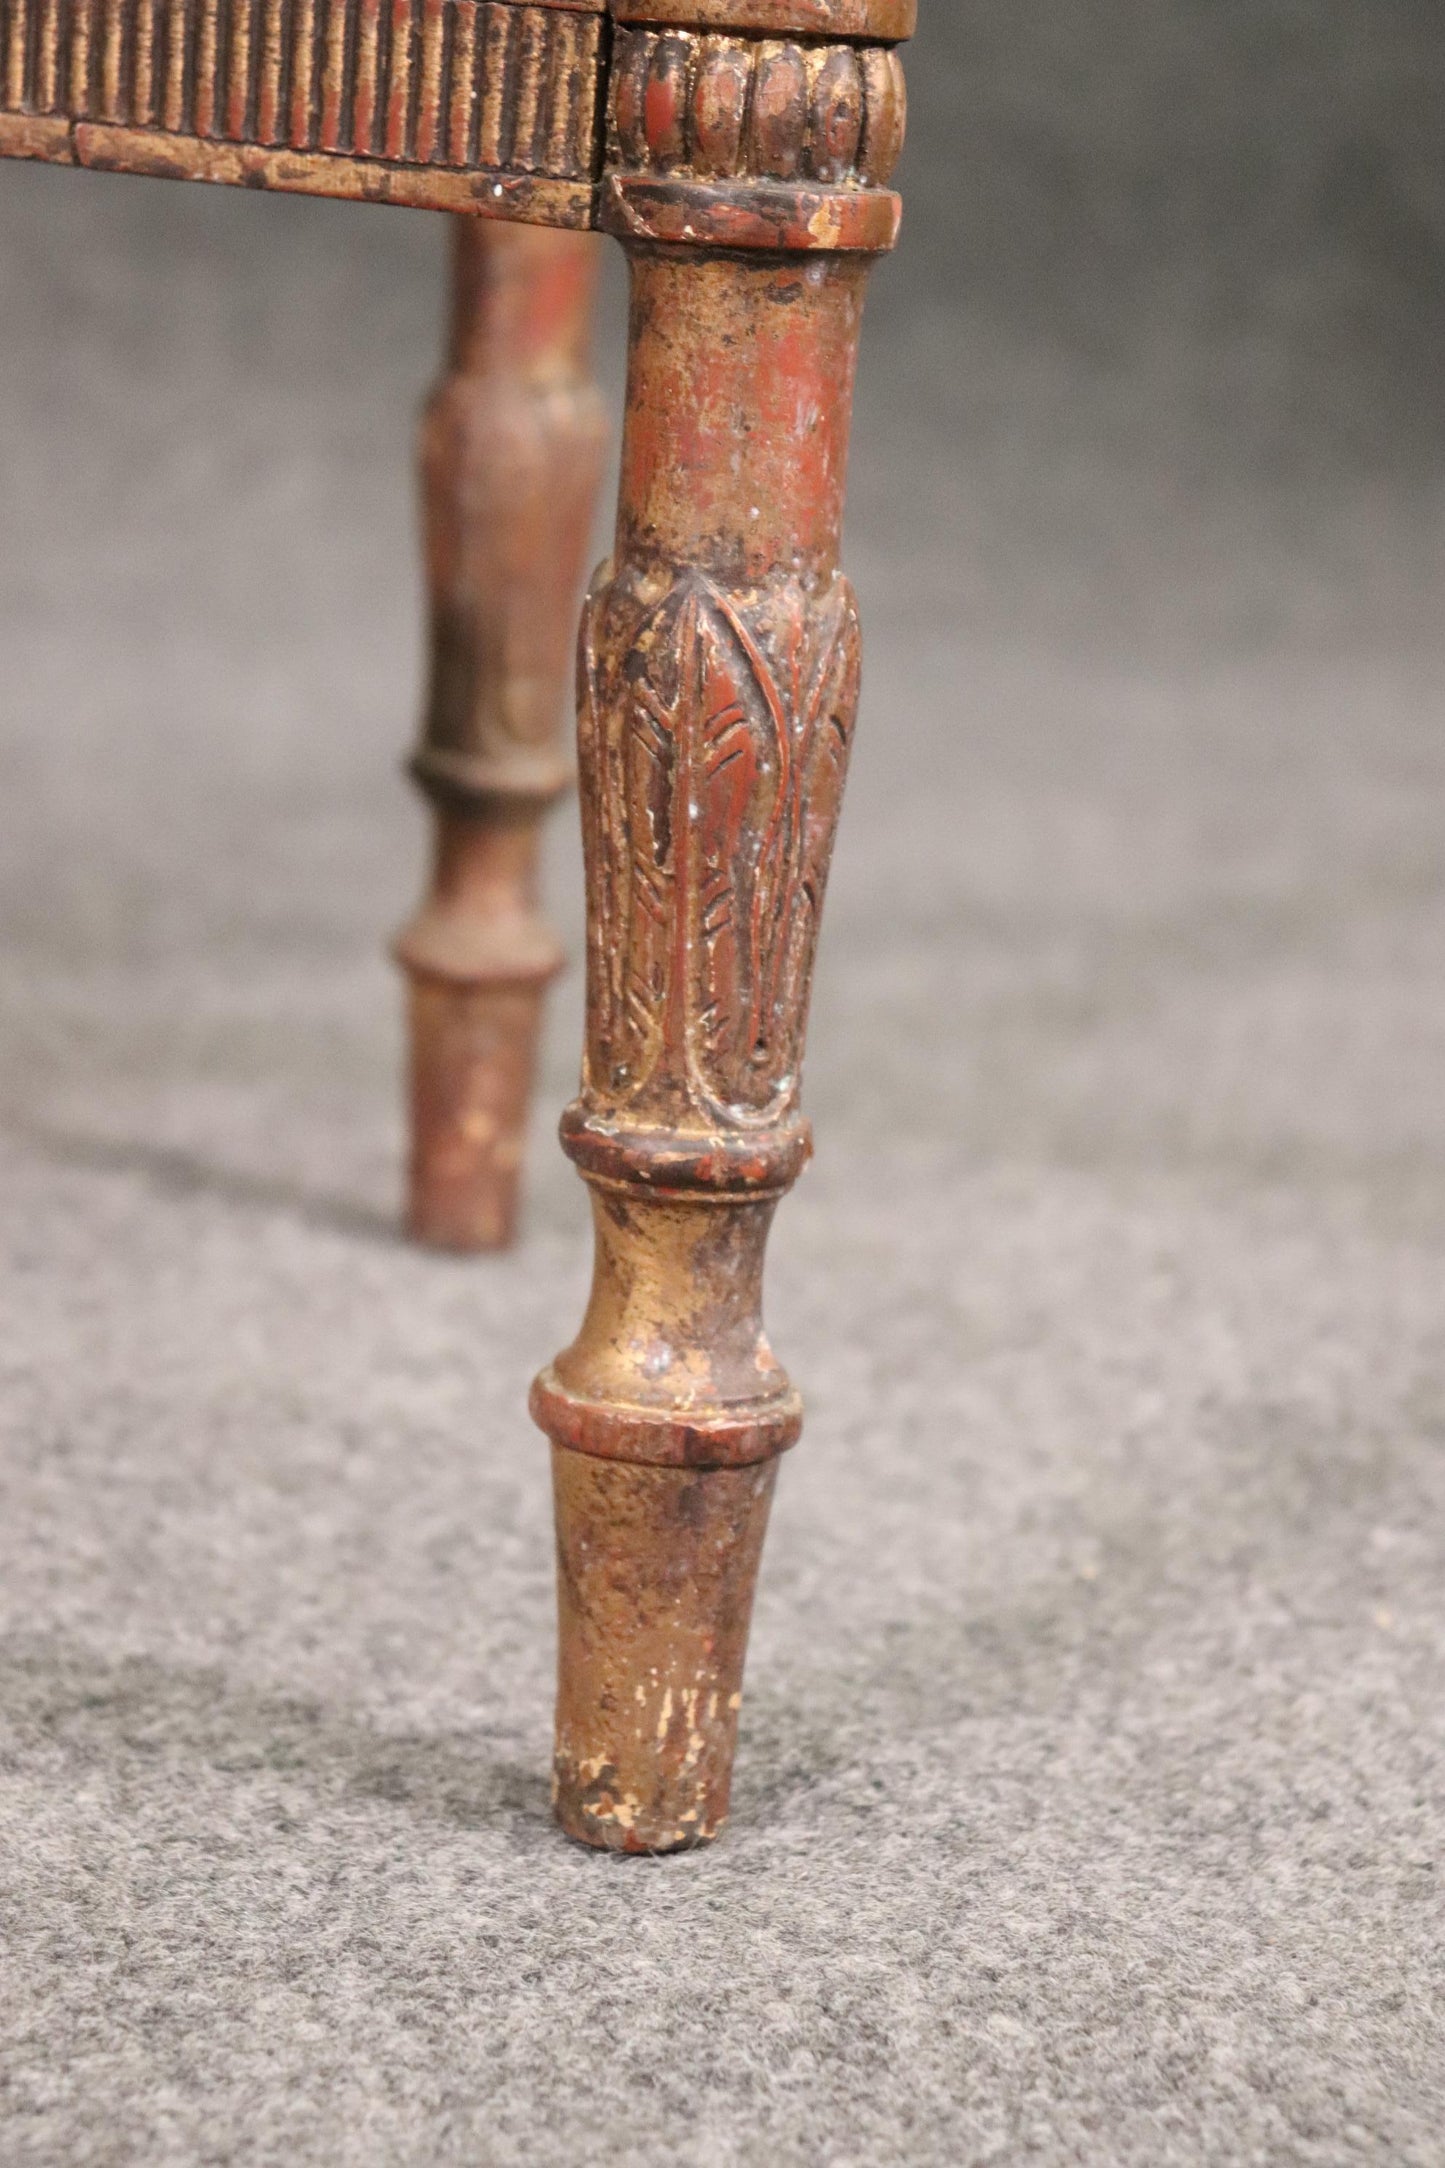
1, 1, 910, 227
2, 0, 603, 169
0, 0, 606, 219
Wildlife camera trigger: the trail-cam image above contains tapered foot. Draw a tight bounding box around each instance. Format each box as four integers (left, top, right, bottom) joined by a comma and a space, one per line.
403, 978, 547, 1251
532, 0, 909, 1845
550, 1447, 778, 1852
395, 807, 563, 1251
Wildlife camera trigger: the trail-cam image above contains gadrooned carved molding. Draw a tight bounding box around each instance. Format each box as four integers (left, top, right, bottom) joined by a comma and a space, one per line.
607, 23, 905, 190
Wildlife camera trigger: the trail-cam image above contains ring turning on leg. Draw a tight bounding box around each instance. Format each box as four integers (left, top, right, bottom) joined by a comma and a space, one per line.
532, 3, 909, 1852
397, 219, 606, 1252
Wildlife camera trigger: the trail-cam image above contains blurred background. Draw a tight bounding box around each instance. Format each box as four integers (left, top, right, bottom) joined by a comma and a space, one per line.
2, 6, 1443, 2161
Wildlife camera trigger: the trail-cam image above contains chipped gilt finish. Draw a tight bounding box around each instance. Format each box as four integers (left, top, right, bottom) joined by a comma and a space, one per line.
0, 0, 606, 217
0, 0, 913, 1850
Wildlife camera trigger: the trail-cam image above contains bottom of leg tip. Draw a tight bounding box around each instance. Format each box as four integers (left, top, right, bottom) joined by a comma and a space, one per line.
553, 1768, 726, 1855
407, 1216, 515, 1255
406, 1186, 517, 1254
557, 1812, 724, 1856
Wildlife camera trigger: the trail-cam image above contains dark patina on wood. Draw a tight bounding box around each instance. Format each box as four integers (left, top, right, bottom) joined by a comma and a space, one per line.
396, 218, 605, 1251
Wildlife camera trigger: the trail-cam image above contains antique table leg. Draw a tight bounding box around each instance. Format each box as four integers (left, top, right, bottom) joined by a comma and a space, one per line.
395, 218, 606, 1252
531, 9, 910, 1850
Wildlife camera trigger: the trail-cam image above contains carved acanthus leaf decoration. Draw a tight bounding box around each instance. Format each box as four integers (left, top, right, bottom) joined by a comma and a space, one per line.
578, 568, 861, 1130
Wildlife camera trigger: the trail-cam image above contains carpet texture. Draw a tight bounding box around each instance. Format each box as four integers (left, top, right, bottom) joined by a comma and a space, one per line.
2, 5, 1444, 2154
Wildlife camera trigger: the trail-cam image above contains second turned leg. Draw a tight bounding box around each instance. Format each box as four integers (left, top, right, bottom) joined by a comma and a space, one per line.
395, 218, 606, 1252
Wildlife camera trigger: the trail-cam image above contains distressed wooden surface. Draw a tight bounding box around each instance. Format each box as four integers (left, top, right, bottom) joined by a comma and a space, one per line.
532, 0, 910, 1850
610, 0, 914, 35
0, 0, 911, 230
0, 0, 604, 220
0, 0, 911, 1854
395, 219, 605, 1252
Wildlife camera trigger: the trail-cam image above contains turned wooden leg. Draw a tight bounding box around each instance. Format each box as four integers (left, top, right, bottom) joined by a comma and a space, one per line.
395, 218, 606, 1252
530, 14, 910, 1851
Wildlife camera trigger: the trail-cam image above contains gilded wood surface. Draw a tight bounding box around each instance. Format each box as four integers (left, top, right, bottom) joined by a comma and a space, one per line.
579, 568, 859, 1132
608, 24, 904, 189
0, 0, 913, 1855
598, 9, 906, 251
0, 0, 916, 223
0, 0, 603, 215
610, 0, 915, 38
534, 243, 880, 1848
527, 0, 909, 1837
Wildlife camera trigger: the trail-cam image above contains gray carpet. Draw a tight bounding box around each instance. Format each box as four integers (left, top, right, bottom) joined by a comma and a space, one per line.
2, 7, 1444, 2155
